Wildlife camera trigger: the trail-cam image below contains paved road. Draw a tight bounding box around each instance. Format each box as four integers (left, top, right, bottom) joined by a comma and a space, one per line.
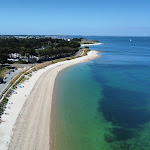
0, 68, 26, 96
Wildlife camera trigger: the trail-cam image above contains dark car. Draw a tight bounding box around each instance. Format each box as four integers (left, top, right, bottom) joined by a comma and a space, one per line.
0, 78, 3, 84
6, 71, 10, 74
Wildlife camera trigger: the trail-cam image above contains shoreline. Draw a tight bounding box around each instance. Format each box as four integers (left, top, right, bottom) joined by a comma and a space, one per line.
49, 50, 100, 148
81, 43, 103, 47
0, 50, 100, 150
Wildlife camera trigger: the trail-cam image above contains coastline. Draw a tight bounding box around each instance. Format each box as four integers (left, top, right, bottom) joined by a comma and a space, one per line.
81, 43, 103, 47
0, 50, 100, 150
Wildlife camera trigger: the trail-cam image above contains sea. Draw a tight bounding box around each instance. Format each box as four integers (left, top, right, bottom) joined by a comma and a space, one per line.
51, 36, 150, 150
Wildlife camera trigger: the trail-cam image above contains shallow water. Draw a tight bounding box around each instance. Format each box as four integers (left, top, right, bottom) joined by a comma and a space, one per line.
51, 36, 150, 150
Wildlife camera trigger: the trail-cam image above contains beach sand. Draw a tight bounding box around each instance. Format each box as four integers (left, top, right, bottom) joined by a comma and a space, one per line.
0, 50, 99, 150
81, 43, 103, 47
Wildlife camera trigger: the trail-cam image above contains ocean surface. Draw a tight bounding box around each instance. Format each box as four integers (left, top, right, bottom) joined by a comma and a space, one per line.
51, 36, 150, 150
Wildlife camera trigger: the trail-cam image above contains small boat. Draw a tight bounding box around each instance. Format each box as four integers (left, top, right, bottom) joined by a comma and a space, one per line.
130, 39, 132, 42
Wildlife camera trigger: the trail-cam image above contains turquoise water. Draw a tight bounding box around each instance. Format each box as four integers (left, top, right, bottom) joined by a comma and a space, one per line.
51, 36, 150, 150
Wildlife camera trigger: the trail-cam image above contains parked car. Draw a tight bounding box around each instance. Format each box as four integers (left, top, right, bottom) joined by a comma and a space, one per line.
6, 71, 10, 74
0, 78, 3, 84
9, 69, 14, 73
4, 77, 7, 80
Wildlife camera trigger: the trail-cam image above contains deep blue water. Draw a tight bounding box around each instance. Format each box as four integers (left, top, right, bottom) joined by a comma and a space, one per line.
89, 36, 150, 149
52, 36, 150, 150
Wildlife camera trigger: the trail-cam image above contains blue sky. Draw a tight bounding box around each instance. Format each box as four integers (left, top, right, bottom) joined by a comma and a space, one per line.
0, 0, 150, 36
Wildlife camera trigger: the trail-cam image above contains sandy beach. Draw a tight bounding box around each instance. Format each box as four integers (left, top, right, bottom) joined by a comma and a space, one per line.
81, 43, 103, 47
0, 50, 99, 150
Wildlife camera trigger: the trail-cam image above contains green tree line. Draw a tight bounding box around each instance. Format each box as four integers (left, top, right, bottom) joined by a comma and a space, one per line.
0, 38, 81, 64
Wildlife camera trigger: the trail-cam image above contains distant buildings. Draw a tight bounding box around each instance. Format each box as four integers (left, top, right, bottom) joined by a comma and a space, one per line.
8, 53, 39, 63
0, 35, 53, 39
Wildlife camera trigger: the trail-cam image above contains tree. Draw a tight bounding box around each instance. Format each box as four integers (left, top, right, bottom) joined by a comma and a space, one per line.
0, 37, 81, 62
20, 50, 25, 57
0, 53, 8, 65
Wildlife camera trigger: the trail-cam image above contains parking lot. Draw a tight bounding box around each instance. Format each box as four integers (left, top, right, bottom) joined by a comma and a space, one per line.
0, 68, 26, 96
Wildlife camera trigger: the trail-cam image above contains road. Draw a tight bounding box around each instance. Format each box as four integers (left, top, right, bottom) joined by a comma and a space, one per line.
0, 68, 26, 96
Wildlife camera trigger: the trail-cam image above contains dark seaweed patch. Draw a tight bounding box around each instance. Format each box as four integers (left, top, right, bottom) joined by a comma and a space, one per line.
98, 86, 150, 142
99, 86, 150, 128
105, 128, 136, 143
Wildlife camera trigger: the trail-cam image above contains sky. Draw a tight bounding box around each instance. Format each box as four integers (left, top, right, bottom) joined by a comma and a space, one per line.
0, 0, 150, 36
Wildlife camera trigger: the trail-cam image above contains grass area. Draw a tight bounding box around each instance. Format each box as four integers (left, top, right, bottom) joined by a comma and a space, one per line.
0, 66, 12, 78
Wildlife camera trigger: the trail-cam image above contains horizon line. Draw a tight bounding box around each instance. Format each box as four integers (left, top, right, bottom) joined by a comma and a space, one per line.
0, 34, 150, 37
